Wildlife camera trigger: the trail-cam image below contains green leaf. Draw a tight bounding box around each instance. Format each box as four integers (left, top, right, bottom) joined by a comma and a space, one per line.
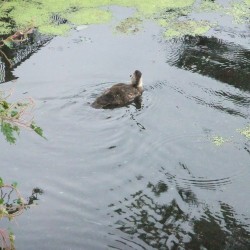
0, 177, 3, 186
0, 198, 4, 205
0, 122, 19, 144
12, 181, 18, 188
30, 122, 46, 139
0, 100, 9, 109
11, 110, 18, 117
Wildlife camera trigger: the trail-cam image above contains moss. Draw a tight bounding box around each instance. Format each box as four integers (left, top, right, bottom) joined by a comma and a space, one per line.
237, 125, 250, 139
115, 17, 142, 34
164, 20, 211, 38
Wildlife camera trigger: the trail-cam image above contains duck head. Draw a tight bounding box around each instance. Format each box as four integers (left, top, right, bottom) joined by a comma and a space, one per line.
130, 70, 143, 88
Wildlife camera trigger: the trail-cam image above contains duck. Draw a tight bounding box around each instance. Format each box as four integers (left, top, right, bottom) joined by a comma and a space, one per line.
91, 70, 143, 109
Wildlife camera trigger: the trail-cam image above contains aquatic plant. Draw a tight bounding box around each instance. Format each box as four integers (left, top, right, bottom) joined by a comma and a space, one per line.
115, 17, 142, 34
237, 125, 250, 139
0, 0, 197, 36
226, 2, 250, 23
211, 136, 228, 146
0, 90, 45, 144
0, 177, 43, 250
164, 20, 211, 38
197, 1, 222, 12
0, 0, 249, 38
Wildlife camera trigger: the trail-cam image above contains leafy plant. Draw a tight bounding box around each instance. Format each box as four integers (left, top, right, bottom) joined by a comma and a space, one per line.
0, 177, 43, 250
0, 90, 45, 144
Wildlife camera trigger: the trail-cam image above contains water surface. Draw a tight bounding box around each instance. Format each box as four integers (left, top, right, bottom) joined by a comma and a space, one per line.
1, 5, 250, 250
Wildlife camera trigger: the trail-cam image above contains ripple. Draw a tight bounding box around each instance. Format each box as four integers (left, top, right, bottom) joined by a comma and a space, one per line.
167, 173, 233, 191
165, 35, 250, 92
143, 132, 250, 191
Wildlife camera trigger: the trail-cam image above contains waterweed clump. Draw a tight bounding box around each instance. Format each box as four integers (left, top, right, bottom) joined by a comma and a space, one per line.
0, 0, 249, 39
115, 17, 142, 34
211, 136, 229, 146
0, 90, 45, 144
237, 125, 250, 139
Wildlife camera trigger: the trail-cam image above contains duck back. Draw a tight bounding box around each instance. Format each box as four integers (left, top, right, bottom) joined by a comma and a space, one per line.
92, 83, 142, 109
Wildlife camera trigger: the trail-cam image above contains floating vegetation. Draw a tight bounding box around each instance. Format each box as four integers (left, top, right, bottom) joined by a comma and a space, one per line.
0, 0, 196, 36
0, 90, 45, 144
197, 1, 222, 12
237, 125, 250, 139
38, 23, 71, 36
116, 0, 195, 16
226, 2, 250, 23
156, 5, 213, 39
164, 20, 212, 38
115, 17, 142, 34
211, 136, 228, 146
0, 0, 249, 38
64, 8, 112, 25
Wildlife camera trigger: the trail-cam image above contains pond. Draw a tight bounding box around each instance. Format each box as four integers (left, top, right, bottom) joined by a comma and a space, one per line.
1, 2, 250, 250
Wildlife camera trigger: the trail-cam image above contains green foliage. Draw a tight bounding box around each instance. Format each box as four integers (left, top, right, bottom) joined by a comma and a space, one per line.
0, 122, 19, 144
30, 122, 46, 139
0, 177, 3, 187
0, 91, 45, 144
11, 182, 18, 188
0, 178, 43, 249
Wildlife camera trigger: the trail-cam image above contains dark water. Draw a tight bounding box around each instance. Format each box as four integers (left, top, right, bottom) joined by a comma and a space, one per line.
1, 5, 250, 250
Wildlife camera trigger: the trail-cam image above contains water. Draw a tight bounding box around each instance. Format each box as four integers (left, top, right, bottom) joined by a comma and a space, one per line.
1, 5, 250, 250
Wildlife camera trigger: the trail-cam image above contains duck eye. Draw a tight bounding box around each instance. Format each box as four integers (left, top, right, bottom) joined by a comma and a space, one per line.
130, 75, 132, 77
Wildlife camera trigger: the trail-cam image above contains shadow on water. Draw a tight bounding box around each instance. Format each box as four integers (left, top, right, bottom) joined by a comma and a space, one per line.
167, 36, 250, 92
0, 30, 51, 83
108, 175, 250, 250
163, 36, 250, 119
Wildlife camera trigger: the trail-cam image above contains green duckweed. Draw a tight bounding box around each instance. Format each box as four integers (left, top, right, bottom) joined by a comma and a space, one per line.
211, 136, 228, 146
115, 17, 142, 34
164, 20, 212, 38
0, 0, 249, 38
237, 126, 250, 139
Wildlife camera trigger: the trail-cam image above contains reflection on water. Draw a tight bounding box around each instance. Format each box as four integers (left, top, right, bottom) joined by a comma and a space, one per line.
165, 35, 250, 118
167, 36, 250, 92
0, 30, 51, 83
0, 184, 43, 249
108, 177, 250, 249
0, 5, 250, 250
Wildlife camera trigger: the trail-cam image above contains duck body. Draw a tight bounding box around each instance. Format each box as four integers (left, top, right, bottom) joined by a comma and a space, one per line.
92, 70, 143, 109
